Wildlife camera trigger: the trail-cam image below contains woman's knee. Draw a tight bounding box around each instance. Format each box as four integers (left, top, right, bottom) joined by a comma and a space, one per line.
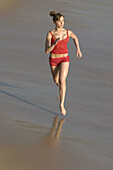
60, 78, 66, 86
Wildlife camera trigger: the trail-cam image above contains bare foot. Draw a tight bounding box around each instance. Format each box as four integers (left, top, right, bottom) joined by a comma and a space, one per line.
60, 105, 66, 116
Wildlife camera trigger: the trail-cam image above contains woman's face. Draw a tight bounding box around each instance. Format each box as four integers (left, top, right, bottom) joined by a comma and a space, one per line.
55, 16, 64, 29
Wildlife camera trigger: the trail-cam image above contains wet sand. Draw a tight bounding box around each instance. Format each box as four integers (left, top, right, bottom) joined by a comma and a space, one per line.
0, 0, 113, 169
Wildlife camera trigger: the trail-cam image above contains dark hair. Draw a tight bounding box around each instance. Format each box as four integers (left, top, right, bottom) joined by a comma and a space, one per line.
49, 11, 64, 22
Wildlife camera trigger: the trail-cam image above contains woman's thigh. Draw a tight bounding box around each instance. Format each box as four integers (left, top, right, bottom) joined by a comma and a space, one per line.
50, 65, 60, 80
59, 62, 69, 83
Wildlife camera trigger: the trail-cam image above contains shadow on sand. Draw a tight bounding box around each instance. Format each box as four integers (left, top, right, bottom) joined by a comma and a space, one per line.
0, 89, 59, 116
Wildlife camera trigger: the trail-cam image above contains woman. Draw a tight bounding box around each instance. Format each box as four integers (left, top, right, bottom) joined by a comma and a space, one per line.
45, 11, 82, 116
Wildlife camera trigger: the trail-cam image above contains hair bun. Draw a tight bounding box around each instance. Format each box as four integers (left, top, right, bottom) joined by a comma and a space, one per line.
49, 11, 56, 17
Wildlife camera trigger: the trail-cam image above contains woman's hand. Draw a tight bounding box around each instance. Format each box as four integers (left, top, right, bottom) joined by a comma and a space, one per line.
54, 38, 60, 45
76, 50, 82, 59
45, 33, 60, 54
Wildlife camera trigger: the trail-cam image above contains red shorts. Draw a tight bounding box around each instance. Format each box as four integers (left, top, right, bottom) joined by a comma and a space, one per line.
49, 55, 70, 66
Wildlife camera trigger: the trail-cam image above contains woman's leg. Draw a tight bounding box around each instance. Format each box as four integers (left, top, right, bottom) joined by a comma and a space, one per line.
59, 62, 69, 115
50, 62, 69, 116
50, 65, 60, 86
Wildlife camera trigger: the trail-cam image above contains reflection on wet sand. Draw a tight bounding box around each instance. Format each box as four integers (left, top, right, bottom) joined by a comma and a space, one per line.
41, 116, 65, 148
0, 116, 65, 170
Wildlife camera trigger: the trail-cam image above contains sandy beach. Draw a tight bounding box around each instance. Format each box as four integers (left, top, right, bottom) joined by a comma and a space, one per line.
0, 0, 113, 169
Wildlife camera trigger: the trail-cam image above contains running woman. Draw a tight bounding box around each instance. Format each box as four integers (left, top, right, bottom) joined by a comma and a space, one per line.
45, 11, 82, 116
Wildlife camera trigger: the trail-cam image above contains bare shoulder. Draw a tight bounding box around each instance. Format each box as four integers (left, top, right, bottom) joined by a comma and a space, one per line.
68, 30, 71, 34
68, 30, 74, 37
68, 30, 77, 39
46, 30, 53, 39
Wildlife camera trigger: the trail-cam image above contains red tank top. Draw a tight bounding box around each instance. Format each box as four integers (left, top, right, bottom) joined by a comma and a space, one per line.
50, 30, 69, 54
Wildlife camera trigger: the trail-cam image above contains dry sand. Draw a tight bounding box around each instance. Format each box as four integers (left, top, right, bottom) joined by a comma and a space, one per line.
0, 0, 113, 169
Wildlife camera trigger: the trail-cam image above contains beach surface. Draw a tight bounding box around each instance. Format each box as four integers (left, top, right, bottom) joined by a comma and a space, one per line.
0, 0, 113, 169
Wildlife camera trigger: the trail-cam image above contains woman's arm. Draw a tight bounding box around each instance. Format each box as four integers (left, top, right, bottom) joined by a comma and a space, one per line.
45, 32, 60, 54
68, 30, 82, 59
